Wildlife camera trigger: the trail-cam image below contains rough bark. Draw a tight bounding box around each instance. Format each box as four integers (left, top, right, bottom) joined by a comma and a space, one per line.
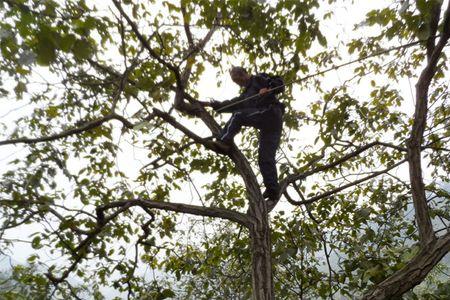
229, 149, 275, 299
407, 0, 450, 246
363, 233, 450, 299
249, 207, 274, 300
365, 2, 450, 298
96, 198, 252, 227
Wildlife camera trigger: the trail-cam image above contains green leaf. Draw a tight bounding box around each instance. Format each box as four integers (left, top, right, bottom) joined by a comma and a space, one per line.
159, 289, 176, 299
401, 245, 420, 262
31, 236, 42, 249
317, 32, 327, 47
417, 23, 430, 40
285, 247, 297, 258
72, 39, 92, 60
59, 34, 76, 52
46, 105, 59, 118
14, 81, 27, 98
36, 36, 56, 66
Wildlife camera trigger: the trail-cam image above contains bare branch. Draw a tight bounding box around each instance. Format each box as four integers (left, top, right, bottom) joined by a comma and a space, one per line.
96, 198, 251, 227
0, 113, 133, 147
152, 108, 230, 154
281, 159, 407, 207
281, 141, 406, 188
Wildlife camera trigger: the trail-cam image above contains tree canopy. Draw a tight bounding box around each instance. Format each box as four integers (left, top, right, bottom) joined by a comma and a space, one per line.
0, 0, 449, 299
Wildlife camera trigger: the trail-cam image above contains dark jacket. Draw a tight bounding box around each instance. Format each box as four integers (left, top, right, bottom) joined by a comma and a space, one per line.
215, 74, 284, 113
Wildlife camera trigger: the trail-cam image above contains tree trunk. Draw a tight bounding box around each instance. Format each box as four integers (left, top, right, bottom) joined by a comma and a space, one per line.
249, 202, 274, 300
363, 233, 450, 299
406, 81, 435, 245
228, 145, 274, 298
364, 4, 450, 298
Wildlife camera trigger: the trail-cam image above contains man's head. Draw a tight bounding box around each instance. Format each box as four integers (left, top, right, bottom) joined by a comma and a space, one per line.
230, 66, 251, 87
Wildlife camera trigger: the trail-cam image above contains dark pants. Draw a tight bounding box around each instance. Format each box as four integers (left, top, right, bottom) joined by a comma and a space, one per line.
219, 104, 283, 193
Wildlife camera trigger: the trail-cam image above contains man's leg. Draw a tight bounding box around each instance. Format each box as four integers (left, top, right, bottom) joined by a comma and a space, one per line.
258, 107, 283, 200
218, 108, 268, 143
219, 105, 283, 199
219, 111, 243, 143
258, 130, 282, 200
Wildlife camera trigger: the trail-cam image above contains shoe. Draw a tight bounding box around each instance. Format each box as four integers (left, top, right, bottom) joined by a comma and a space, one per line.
221, 138, 233, 146
266, 198, 276, 209
215, 134, 233, 145
263, 188, 280, 201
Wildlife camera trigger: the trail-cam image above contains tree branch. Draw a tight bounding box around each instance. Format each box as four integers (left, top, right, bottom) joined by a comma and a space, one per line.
96, 198, 251, 227
363, 232, 450, 299
426, 1, 444, 61
277, 159, 407, 209
180, 19, 220, 63
47, 196, 250, 285
180, 0, 194, 46
0, 113, 133, 146
111, 0, 182, 86
407, 0, 450, 245
152, 108, 230, 154
280, 141, 406, 190
110, 1, 221, 132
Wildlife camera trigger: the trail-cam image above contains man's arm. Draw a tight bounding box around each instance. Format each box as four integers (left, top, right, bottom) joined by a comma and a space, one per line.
268, 76, 285, 94
209, 94, 247, 113
253, 75, 278, 107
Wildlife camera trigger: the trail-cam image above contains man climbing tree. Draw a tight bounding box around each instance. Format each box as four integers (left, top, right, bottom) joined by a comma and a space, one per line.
205, 66, 285, 202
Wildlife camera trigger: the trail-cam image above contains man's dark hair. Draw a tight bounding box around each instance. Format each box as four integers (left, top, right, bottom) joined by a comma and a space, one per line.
230, 66, 247, 77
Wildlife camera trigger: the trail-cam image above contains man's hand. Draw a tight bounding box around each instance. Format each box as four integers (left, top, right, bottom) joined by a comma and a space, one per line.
259, 88, 270, 95
198, 99, 221, 109
209, 99, 222, 110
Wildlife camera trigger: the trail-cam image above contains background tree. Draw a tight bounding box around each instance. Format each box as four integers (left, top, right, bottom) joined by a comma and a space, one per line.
0, 0, 449, 299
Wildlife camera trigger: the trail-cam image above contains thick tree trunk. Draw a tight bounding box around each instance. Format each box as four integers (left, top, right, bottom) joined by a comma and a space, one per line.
406, 80, 435, 245
363, 233, 450, 299
228, 141, 274, 299
249, 202, 274, 300
365, 3, 450, 298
